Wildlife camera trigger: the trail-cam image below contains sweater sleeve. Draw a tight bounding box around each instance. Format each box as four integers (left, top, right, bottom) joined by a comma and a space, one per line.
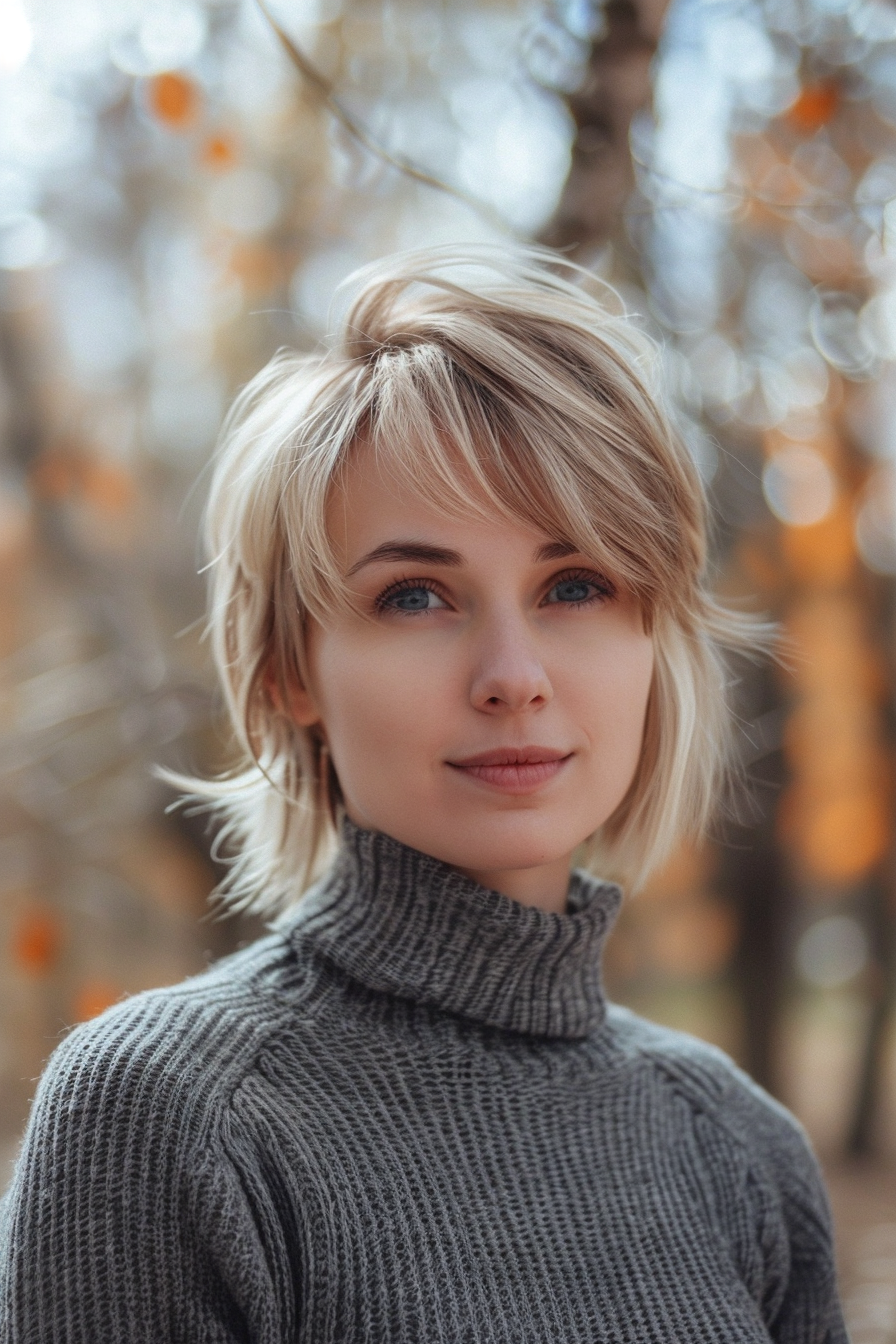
692, 1060, 848, 1344
757, 1112, 847, 1344
0, 996, 297, 1344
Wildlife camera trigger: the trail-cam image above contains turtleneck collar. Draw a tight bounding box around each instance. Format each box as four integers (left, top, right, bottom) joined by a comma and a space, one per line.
283, 818, 622, 1040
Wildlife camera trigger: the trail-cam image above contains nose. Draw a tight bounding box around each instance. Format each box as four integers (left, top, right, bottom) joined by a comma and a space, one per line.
469, 614, 553, 714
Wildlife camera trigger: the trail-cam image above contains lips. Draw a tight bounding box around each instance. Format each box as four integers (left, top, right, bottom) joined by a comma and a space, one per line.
446, 747, 572, 793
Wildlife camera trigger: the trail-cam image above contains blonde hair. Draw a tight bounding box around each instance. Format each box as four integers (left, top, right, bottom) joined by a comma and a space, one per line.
179, 245, 758, 917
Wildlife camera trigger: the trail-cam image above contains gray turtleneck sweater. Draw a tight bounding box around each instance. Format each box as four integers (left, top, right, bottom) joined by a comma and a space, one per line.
1, 822, 846, 1343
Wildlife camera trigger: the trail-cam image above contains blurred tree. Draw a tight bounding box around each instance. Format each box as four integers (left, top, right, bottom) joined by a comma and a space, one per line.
0, 0, 574, 1160
540, 0, 668, 257
540, 0, 896, 1148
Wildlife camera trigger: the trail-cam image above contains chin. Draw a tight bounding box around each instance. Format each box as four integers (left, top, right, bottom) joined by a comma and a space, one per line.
417, 815, 589, 875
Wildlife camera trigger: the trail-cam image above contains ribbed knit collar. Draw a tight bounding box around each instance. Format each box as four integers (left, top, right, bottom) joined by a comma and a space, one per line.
285, 818, 622, 1040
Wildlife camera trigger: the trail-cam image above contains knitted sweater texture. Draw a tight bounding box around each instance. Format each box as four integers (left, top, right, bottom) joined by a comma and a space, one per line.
0, 821, 846, 1343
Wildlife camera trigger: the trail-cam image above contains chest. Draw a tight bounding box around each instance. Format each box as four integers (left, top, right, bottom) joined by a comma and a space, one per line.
263, 1037, 773, 1344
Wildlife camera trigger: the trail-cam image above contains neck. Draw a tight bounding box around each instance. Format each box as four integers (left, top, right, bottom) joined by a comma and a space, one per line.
285, 817, 622, 1039
457, 854, 574, 914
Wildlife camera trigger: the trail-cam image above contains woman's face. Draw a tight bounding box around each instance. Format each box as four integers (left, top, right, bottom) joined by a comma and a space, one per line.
290, 448, 655, 910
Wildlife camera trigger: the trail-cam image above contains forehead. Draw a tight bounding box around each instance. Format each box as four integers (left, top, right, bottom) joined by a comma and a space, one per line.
326, 439, 562, 569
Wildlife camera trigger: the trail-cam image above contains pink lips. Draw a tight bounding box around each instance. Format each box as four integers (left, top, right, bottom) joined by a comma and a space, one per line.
446, 747, 572, 794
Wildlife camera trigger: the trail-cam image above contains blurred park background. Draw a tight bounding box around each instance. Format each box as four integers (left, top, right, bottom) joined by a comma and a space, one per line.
1, 0, 896, 1333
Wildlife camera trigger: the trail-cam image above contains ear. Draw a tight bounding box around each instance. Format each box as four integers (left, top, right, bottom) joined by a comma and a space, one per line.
263, 663, 321, 728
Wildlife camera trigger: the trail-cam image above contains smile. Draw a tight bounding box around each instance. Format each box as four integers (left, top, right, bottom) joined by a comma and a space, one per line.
445, 747, 573, 794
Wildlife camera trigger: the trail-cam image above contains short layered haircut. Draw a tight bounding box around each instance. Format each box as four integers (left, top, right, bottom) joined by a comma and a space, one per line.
181, 245, 757, 916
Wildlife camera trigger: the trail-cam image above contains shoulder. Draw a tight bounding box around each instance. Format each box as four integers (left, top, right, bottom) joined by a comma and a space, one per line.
1, 934, 311, 1340
603, 1008, 844, 1337
604, 1004, 824, 1198
607, 1002, 798, 1124
30, 928, 309, 1147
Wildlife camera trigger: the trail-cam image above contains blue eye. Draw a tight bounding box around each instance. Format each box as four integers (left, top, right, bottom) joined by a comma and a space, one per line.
544, 572, 614, 606
546, 579, 595, 605
380, 584, 448, 613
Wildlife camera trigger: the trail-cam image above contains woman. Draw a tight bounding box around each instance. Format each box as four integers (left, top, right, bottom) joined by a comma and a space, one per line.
0, 247, 846, 1342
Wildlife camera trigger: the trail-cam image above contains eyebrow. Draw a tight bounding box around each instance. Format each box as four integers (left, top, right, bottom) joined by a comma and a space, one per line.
536, 540, 578, 561
346, 537, 581, 577
346, 542, 463, 576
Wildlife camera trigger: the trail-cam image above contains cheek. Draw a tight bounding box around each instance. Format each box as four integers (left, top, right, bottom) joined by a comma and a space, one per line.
567, 628, 654, 756
309, 631, 450, 768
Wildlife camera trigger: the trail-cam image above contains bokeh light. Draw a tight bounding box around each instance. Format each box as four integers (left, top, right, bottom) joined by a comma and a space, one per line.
797, 914, 869, 990
0, 0, 32, 76
763, 443, 837, 526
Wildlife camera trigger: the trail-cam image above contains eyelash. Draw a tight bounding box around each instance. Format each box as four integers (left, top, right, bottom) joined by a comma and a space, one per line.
549, 568, 617, 605
374, 576, 446, 613
373, 569, 617, 614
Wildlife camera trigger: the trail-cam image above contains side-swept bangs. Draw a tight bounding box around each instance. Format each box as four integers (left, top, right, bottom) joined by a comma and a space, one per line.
177, 245, 760, 916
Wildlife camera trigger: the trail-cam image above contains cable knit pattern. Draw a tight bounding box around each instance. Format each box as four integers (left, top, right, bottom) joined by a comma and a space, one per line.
0, 820, 846, 1343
